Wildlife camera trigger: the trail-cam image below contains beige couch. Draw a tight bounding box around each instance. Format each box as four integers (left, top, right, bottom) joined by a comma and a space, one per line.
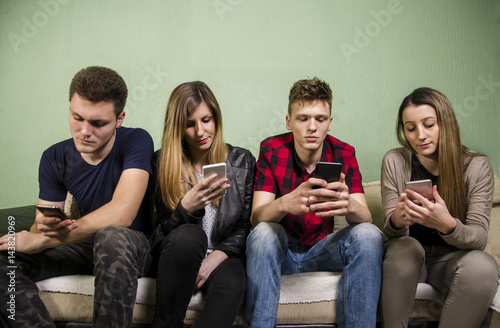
36, 177, 500, 327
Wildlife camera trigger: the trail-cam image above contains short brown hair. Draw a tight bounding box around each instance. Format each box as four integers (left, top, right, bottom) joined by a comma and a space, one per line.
288, 77, 333, 115
69, 66, 128, 117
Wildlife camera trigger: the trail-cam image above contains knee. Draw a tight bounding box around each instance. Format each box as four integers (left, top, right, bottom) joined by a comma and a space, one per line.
383, 236, 425, 274
162, 224, 207, 261
454, 251, 499, 293
94, 226, 129, 249
351, 222, 384, 255
246, 222, 287, 256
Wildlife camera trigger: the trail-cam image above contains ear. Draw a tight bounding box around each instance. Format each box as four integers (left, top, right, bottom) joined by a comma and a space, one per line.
327, 116, 332, 131
286, 115, 292, 131
116, 111, 125, 128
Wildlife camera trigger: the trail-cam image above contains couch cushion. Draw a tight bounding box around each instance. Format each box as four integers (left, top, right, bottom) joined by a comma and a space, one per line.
36, 272, 446, 325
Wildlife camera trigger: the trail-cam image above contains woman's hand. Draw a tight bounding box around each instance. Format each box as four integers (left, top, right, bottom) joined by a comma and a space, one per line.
404, 186, 457, 234
181, 173, 230, 213
195, 250, 228, 289
389, 193, 410, 229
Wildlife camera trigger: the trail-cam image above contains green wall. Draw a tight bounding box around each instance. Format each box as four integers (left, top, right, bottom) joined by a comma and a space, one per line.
1, 0, 499, 208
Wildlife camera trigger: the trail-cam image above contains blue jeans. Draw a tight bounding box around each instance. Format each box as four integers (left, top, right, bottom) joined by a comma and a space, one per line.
244, 222, 383, 328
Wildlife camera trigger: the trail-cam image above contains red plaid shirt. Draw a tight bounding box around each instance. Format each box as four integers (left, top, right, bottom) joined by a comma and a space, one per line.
254, 132, 364, 246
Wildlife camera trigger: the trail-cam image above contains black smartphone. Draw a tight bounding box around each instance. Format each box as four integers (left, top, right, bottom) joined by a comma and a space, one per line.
313, 162, 343, 188
35, 204, 69, 220
405, 179, 433, 201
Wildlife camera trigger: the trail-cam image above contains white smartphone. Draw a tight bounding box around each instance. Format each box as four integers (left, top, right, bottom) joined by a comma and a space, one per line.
405, 179, 433, 201
202, 163, 226, 180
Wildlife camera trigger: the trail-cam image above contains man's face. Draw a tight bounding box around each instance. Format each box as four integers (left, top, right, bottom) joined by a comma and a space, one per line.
286, 100, 332, 155
69, 94, 124, 162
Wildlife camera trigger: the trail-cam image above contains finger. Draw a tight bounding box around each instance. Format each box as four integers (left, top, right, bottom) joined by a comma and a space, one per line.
41, 222, 77, 238
196, 277, 207, 289
37, 216, 62, 226
308, 177, 327, 189
39, 220, 74, 234
432, 185, 443, 203
311, 200, 349, 215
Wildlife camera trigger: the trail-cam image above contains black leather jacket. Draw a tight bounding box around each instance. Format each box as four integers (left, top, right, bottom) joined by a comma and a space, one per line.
151, 144, 255, 258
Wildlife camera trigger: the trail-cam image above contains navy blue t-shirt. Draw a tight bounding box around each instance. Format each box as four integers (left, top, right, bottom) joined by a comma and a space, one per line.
38, 127, 155, 236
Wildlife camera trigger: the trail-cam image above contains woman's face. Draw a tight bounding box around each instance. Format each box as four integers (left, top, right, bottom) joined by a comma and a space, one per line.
184, 101, 216, 157
402, 104, 440, 160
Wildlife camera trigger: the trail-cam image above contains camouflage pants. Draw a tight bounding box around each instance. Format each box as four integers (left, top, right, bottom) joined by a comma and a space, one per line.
0, 226, 151, 328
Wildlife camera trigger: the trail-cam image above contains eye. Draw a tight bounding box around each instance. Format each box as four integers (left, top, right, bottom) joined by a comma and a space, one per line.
202, 117, 212, 123
425, 123, 435, 129
92, 122, 106, 128
73, 115, 83, 121
186, 121, 195, 128
406, 126, 416, 132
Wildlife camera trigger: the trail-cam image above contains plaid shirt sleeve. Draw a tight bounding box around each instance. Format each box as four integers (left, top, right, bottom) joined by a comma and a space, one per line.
254, 139, 278, 193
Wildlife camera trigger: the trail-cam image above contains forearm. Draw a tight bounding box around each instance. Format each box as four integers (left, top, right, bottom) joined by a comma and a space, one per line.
250, 196, 288, 227
345, 194, 372, 224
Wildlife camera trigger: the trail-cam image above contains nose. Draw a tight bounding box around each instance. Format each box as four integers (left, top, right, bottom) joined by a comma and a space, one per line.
81, 122, 92, 137
307, 119, 317, 132
416, 126, 426, 140
195, 122, 204, 136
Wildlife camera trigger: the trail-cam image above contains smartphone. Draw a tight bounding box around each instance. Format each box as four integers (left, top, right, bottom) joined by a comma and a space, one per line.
202, 163, 226, 180
405, 179, 433, 201
313, 162, 343, 188
35, 204, 69, 220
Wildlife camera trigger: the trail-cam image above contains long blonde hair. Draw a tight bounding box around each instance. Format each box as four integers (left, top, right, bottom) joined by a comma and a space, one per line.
158, 81, 228, 209
396, 87, 475, 222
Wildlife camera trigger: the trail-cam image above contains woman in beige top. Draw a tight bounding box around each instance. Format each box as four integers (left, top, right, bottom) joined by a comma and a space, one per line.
380, 87, 499, 328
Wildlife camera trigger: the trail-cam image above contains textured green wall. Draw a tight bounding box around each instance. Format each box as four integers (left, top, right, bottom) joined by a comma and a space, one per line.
1, 0, 499, 208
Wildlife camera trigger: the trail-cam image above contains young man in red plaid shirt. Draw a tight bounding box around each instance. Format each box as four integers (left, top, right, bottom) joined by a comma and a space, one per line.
243, 77, 383, 328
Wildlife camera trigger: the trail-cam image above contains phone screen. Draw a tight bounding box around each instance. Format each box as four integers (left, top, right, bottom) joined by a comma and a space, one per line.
313, 162, 343, 188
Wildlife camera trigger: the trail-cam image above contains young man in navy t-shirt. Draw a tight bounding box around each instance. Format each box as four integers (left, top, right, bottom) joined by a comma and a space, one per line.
0, 66, 154, 327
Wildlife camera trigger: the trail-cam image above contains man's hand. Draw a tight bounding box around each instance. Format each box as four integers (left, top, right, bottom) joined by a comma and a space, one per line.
0, 230, 51, 254
308, 173, 349, 217
32, 202, 78, 237
35, 215, 78, 238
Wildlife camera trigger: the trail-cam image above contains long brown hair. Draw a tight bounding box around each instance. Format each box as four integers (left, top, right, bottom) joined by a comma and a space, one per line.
396, 87, 475, 221
158, 81, 228, 209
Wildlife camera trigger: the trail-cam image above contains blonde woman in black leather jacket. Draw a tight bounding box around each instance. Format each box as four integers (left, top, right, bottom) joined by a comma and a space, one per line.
150, 81, 255, 328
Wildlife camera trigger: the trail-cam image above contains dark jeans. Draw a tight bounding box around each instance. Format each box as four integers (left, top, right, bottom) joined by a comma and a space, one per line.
0, 226, 151, 328
152, 224, 246, 328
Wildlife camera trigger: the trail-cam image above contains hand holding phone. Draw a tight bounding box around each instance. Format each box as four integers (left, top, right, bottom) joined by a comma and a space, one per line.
35, 204, 69, 220
405, 179, 433, 201
313, 162, 343, 189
